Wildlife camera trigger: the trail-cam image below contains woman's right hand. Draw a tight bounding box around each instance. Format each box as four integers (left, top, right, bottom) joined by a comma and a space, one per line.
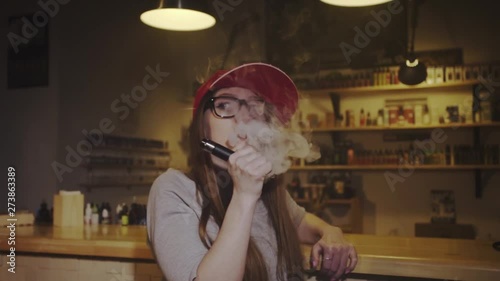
227, 143, 272, 201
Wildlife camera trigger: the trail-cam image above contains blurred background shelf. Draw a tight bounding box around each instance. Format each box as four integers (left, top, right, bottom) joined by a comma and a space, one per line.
302, 80, 480, 96
83, 164, 169, 170
308, 121, 500, 132
81, 135, 170, 190
92, 145, 170, 154
79, 182, 154, 188
290, 164, 500, 171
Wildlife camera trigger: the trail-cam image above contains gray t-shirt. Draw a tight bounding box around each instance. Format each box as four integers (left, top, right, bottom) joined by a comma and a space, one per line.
147, 168, 306, 281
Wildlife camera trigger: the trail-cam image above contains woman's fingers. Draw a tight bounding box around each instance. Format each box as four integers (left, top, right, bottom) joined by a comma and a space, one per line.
314, 244, 354, 280
229, 145, 271, 179
310, 242, 323, 269
347, 246, 358, 274
332, 248, 349, 280
328, 248, 342, 277
234, 151, 259, 170
247, 156, 271, 175
227, 144, 273, 199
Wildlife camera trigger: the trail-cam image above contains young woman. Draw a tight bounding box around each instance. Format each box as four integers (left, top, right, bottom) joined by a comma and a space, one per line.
147, 63, 357, 281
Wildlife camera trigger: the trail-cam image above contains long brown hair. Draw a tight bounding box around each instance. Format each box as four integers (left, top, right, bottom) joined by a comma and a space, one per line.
186, 90, 304, 281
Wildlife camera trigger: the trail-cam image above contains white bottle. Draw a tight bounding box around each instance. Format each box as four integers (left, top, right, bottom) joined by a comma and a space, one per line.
84, 203, 92, 225
414, 105, 423, 125
91, 213, 99, 225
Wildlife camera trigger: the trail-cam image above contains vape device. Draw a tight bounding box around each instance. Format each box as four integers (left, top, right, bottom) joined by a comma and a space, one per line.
200, 139, 234, 161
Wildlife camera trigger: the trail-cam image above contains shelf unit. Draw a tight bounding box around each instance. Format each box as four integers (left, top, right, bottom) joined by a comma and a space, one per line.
291, 164, 500, 171
296, 122, 500, 197
80, 135, 170, 190
82, 164, 170, 170
307, 121, 500, 132
80, 182, 154, 188
92, 145, 170, 154
301, 80, 480, 96
294, 198, 358, 205
292, 79, 499, 203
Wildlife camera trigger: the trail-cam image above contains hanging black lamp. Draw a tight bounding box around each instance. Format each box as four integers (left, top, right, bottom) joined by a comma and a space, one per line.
398, 0, 427, 85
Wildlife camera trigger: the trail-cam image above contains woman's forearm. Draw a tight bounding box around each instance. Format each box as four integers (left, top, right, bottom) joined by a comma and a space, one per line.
297, 212, 336, 244
196, 194, 257, 281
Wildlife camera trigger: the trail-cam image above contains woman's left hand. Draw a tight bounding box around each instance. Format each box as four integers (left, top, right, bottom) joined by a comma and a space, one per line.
310, 226, 358, 281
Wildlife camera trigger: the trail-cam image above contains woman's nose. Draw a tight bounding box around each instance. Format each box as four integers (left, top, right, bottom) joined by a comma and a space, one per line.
234, 104, 252, 123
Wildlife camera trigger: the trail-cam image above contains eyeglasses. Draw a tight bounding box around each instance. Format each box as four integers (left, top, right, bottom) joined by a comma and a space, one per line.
209, 96, 266, 118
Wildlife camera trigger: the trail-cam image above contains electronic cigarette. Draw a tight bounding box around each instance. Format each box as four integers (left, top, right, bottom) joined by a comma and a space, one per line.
200, 139, 234, 161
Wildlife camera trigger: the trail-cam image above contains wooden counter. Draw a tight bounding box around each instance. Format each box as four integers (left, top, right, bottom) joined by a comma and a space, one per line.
0, 225, 153, 259
1, 225, 499, 280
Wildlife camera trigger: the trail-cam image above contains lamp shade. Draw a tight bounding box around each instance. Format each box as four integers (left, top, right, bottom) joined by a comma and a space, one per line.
140, 0, 216, 31
398, 58, 427, 86
320, 0, 392, 7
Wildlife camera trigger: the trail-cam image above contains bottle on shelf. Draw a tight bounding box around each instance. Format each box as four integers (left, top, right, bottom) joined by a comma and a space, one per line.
101, 202, 111, 224
373, 68, 379, 86
102, 207, 110, 225
116, 203, 123, 224
422, 105, 430, 125
378, 68, 385, 86
345, 110, 351, 127
91, 203, 99, 225
385, 67, 391, 85
377, 110, 384, 126
404, 104, 415, 125
397, 106, 405, 126
99, 202, 106, 224
120, 204, 129, 226
391, 67, 399, 84
84, 203, 92, 225
360, 108, 366, 127
445, 145, 451, 165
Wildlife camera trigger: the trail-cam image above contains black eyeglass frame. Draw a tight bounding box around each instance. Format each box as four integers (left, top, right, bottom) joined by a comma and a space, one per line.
208, 96, 266, 119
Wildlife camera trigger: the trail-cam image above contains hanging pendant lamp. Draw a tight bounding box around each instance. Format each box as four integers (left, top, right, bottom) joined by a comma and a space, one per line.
398, 0, 427, 85
320, 0, 392, 7
140, 0, 216, 31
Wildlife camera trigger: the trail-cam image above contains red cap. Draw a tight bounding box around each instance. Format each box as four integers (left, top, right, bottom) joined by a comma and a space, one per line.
192, 62, 299, 124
